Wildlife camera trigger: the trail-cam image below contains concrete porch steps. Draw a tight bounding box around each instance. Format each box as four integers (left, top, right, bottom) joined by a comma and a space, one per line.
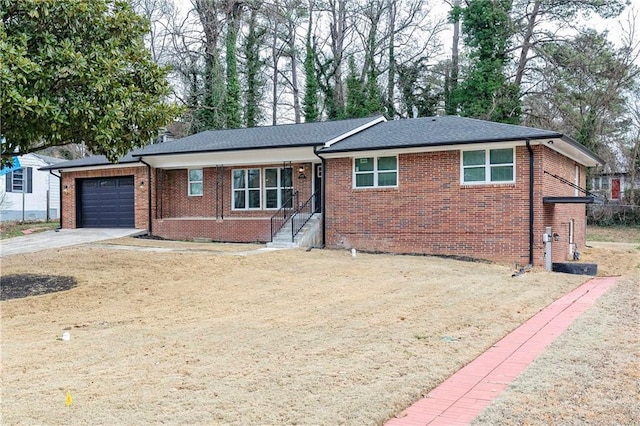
267, 213, 321, 249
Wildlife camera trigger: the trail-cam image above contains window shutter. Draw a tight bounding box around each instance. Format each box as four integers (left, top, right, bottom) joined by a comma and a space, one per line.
26, 167, 33, 193
5, 172, 12, 192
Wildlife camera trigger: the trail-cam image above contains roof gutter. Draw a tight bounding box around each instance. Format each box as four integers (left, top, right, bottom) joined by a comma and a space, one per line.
138, 158, 153, 235
313, 146, 326, 248
526, 139, 534, 266
49, 170, 62, 229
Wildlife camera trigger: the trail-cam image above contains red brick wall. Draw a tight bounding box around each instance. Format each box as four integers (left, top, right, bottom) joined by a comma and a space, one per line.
152, 218, 272, 242
325, 147, 533, 265
60, 166, 149, 229
324, 145, 588, 266
151, 163, 314, 242
536, 146, 588, 263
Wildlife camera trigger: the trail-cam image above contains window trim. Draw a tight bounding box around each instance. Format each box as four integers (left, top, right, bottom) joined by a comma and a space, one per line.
353, 155, 399, 189
232, 168, 262, 210
263, 167, 293, 210
460, 148, 515, 185
188, 168, 203, 196
5, 167, 32, 193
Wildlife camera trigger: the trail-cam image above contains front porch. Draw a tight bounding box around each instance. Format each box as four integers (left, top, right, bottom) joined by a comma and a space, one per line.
150, 161, 323, 246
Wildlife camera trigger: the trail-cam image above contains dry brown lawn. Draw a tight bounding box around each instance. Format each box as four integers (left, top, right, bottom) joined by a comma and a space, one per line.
474, 241, 640, 425
0, 235, 636, 425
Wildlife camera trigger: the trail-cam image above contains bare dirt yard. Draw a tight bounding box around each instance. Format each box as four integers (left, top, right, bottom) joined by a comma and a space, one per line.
1, 227, 637, 425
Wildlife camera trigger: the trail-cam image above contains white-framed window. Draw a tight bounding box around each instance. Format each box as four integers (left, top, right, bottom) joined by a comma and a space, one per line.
461, 148, 514, 184
264, 167, 293, 209
5, 168, 32, 193
601, 177, 609, 190
354, 156, 398, 188
233, 168, 261, 209
188, 169, 203, 196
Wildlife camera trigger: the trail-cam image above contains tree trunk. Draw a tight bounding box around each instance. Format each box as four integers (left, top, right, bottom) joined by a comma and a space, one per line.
386, 0, 396, 118
515, 0, 541, 88
289, 24, 301, 123
271, 22, 280, 126
225, 1, 243, 129
445, 0, 460, 115
329, 0, 347, 116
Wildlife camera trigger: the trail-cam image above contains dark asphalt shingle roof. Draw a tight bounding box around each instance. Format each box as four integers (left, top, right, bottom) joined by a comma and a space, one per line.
39, 115, 602, 170
39, 151, 141, 171
134, 116, 382, 157
31, 154, 66, 165
319, 116, 563, 153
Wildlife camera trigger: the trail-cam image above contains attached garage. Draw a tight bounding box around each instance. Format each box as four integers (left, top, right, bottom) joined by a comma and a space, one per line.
77, 177, 135, 228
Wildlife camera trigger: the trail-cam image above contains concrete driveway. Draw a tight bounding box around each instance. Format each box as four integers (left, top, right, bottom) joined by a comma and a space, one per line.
0, 228, 144, 257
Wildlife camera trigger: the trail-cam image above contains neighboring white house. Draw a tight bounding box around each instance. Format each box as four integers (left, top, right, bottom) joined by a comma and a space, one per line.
0, 153, 63, 222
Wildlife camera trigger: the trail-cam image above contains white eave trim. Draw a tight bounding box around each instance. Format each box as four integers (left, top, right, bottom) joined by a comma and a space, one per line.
140, 146, 320, 169
320, 140, 522, 159
51, 162, 144, 173
320, 138, 603, 167
323, 116, 387, 148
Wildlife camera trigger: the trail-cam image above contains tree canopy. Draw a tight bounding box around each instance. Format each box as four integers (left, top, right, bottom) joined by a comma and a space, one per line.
1, 0, 180, 162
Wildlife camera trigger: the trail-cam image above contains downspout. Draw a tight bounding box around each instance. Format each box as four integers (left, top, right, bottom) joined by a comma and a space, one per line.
526, 139, 534, 266
313, 146, 326, 248
139, 158, 153, 235
49, 170, 62, 229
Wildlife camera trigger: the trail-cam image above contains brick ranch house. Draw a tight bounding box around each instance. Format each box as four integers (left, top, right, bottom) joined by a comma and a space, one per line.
42, 115, 603, 267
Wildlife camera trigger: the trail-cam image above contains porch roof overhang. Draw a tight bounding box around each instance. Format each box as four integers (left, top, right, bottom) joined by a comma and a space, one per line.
137, 146, 321, 169
543, 196, 595, 204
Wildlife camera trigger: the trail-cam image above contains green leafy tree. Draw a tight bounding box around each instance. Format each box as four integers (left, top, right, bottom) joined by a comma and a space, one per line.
397, 60, 440, 118
302, 0, 319, 122
345, 56, 367, 118
193, 0, 226, 132
225, 1, 243, 129
513, 0, 629, 87
243, 4, 266, 127
525, 31, 637, 155
1, 0, 180, 162
454, 0, 521, 124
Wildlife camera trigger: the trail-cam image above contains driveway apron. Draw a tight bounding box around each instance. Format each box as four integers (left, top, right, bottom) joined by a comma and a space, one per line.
0, 228, 143, 257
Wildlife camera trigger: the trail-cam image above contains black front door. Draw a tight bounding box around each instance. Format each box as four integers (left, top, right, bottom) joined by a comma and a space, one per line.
313, 163, 322, 213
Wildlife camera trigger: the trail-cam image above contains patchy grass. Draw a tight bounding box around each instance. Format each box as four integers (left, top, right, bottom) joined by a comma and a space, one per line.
474, 243, 640, 425
2, 239, 637, 425
1, 243, 586, 425
587, 224, 640, 244
0, 220, 59, 239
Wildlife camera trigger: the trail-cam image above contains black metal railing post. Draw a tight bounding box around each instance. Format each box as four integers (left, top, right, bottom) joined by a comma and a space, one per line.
290, 190, 319, 242
270, 190, 299, 240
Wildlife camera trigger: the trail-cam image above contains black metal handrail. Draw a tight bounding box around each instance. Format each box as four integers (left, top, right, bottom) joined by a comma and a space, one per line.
290, 190, 319, 242
270, 190, 298, 240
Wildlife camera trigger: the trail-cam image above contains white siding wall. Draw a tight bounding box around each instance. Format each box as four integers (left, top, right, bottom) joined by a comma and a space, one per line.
0, 154, 61, 221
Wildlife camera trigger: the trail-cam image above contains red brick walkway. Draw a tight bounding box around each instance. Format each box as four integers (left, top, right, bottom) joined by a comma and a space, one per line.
386, 276, 618, 426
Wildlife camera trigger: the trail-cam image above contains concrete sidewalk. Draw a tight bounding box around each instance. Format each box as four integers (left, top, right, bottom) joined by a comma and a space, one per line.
0, 228, 144, 257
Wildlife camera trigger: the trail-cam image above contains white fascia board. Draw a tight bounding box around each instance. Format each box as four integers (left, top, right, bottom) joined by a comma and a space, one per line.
320, 138, 601, 167
141, 146, 320, 169
55, 163, 144, 173
534, 139, 603, 167
323, 116, 387, 148
319, 140, 523, 159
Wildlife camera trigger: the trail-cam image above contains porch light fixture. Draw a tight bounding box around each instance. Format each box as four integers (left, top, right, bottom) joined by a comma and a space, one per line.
298, 166, 307, 179
139, 180, 145, 188
63, 184, 69, 194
